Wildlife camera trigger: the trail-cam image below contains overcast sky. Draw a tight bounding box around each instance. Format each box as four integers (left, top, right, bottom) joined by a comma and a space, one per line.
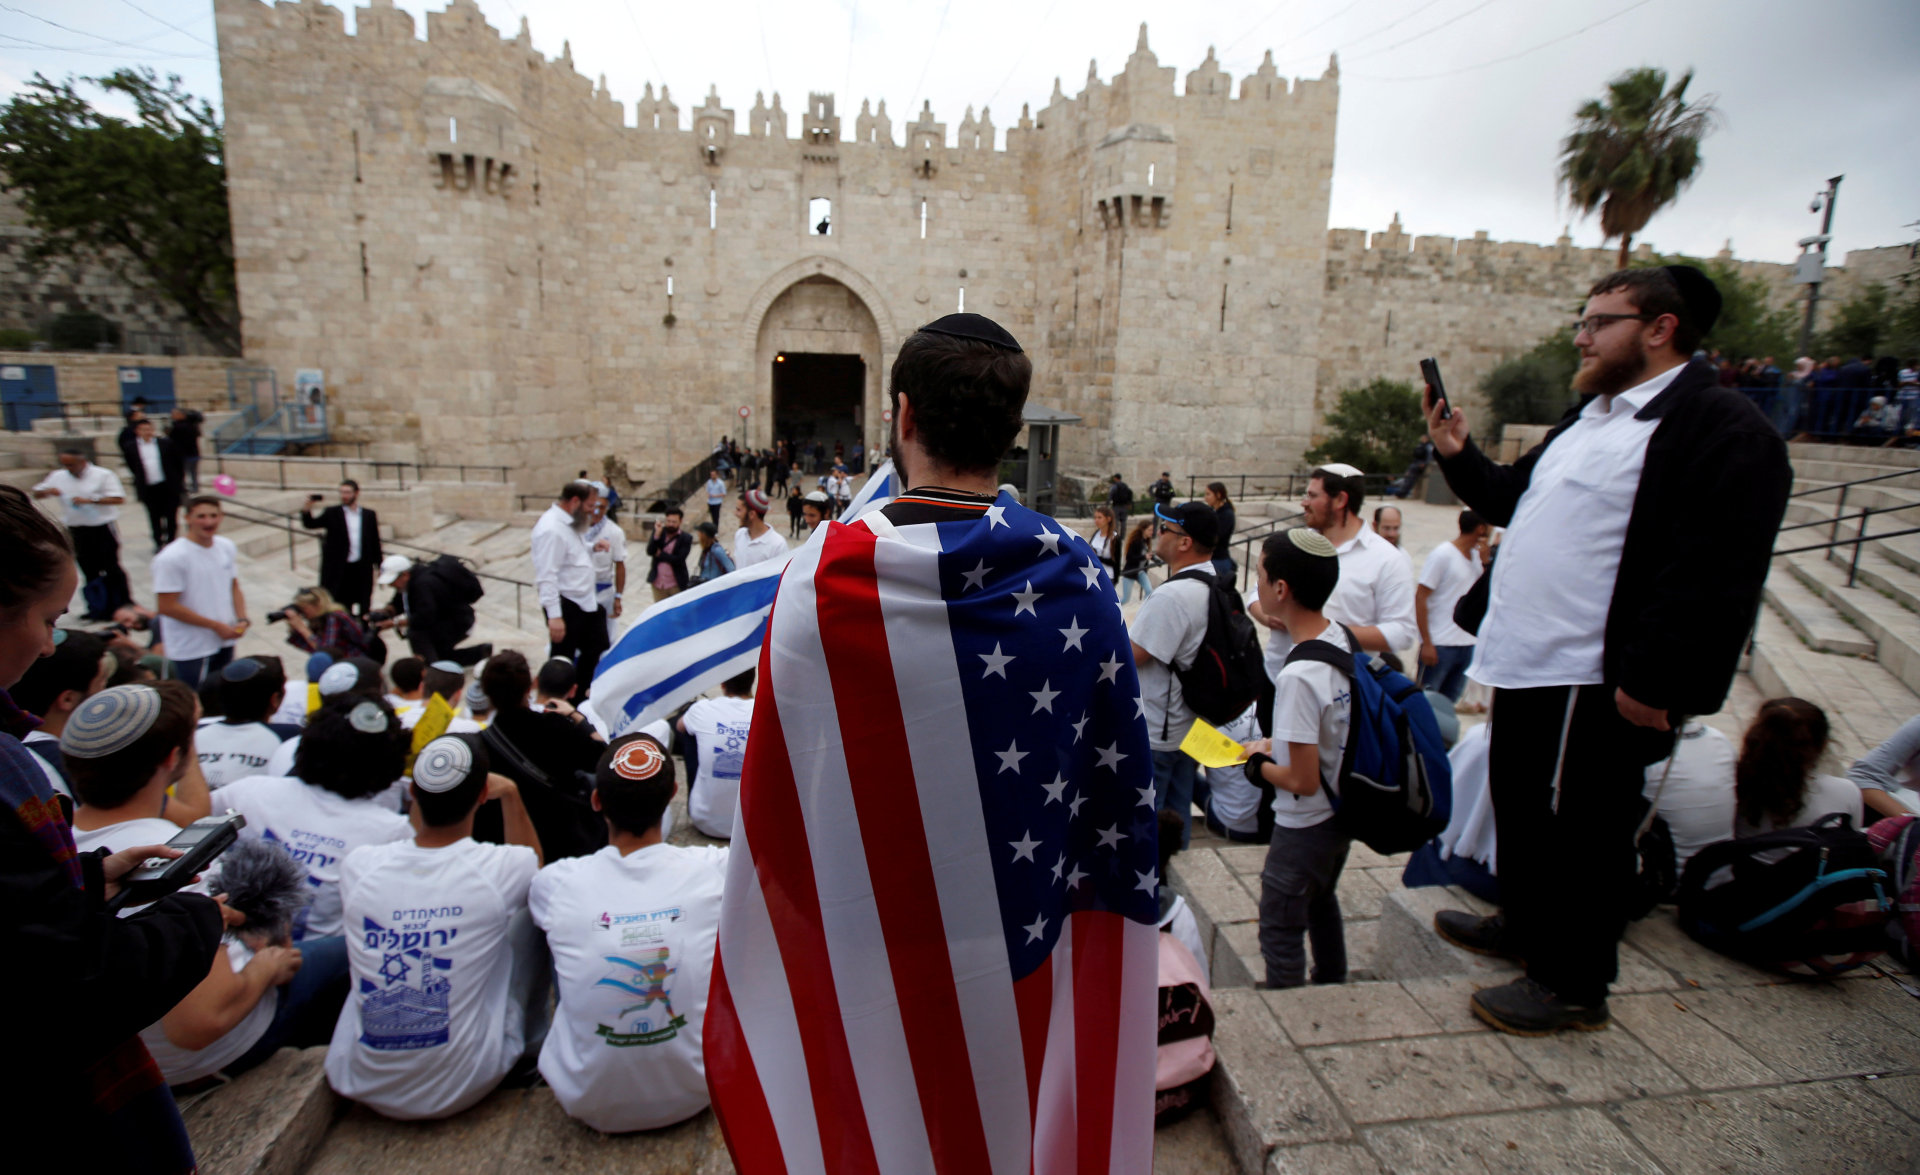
4, 0, 1916, 264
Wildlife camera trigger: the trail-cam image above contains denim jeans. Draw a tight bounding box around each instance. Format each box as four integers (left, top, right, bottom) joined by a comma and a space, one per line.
170, 646, 233, 689
1258, 819, 1350, 988
222, 934, 350, 1078
1151, 748, 1207, 849
1425, 644, 1474, 702
1119, 571, 1153, 604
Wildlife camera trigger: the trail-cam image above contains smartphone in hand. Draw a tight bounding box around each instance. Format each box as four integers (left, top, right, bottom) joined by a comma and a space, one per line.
1419, 357, 1452, 420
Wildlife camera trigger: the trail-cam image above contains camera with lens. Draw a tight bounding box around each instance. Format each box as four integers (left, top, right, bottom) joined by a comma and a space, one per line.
265, 607, 295, 623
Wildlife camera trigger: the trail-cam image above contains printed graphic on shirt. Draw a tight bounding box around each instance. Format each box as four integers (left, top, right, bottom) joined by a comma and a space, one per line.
707, 720, 749, 780
262, 825, 334, 940
358, 912, 460, 1050
592, 905, 686, 1046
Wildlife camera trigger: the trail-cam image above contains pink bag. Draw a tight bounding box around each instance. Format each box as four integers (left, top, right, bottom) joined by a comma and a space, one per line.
1154, 930, 1216, 1127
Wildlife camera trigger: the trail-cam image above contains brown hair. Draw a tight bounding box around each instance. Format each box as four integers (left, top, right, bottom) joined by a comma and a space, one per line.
0, 484, 74, 616
1735, 697, 1830, 828
1587, 268, 1699, 354
64, 680, 199, 809
481, 649, 534, 713
888, 332, 1032, 473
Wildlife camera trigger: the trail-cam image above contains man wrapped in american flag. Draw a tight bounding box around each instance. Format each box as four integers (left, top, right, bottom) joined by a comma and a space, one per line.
706, 314, 1162, 1174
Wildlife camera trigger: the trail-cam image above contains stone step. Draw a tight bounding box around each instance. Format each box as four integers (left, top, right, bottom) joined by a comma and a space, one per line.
0, 449, 21, 470
1762, 561, 1876, 656
179, 1046, 335, 1175
429, 518, 511, 550
1790, 440, 1920, 469
1785, 551, 1920, 698
1791, 458, 1920, 491
1853, 548, 1920, 616
1748, 607, 1919, 763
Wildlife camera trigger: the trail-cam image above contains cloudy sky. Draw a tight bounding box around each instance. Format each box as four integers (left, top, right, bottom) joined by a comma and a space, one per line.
4, 0, 1916, 264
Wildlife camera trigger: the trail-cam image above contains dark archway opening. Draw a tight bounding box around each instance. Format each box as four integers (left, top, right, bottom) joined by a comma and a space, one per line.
773, 352, 865, 473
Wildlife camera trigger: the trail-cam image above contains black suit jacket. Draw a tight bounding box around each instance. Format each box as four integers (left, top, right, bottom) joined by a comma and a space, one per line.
1435, 358, 1792, 718
123, 436, 184, 495
301, 503, 383, 577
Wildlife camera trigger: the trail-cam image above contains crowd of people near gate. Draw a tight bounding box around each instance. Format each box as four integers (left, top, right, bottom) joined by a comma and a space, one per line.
6, 264, 1920, 1166
1727, 349, 1920, 443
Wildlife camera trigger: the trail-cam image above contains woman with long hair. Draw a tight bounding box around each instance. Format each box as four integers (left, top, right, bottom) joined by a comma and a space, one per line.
1089, 505, 1119, 581
1118, 516, 1156, 605
0, 484, 223, 1170
282, 584, 376, 660
1734, 697, 1863, 835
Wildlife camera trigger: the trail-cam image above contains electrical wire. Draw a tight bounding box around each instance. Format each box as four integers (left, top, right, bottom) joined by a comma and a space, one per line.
616, 0, 670, 96
1221, 0, 1300, 59
0, 32, 210, 61
1346, 0, 1503, 62
905, 0, 955, 121
115, 0, 217, 50
983, 0, 1065, 111
0, 2, 208, 55
1350, 0, 1658, 80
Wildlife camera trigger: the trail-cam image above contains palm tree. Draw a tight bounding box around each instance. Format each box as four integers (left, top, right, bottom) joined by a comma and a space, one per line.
1559, 67, 1721, 269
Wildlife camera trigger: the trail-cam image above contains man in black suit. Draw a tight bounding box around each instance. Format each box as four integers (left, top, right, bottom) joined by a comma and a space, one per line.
123, 417, 184, 548
300, 480, 382, 615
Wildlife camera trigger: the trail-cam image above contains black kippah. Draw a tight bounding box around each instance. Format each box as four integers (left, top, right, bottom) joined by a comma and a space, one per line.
915, 313, 1024, 353
1661, 265, 1722, 337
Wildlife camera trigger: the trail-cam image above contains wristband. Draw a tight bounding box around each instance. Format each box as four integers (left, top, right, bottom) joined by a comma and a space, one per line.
1242, 752, 1274, 786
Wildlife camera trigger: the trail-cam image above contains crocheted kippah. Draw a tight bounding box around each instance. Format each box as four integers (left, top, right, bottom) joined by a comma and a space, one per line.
347, 700, 390, 734
462, 679, 492, 711
1286, 528, 1339, 558
318, 662, 361, 697
62, 685, 161, 758
428, 660, 462, 674
609, 736, 669, 781
221, 658, 263, 682
413, 735, 474, 794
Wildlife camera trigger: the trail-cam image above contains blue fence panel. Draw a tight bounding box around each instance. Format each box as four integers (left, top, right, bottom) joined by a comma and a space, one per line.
0, 363, 59, 432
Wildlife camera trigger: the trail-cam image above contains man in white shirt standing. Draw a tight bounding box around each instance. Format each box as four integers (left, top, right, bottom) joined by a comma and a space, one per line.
1252, 464, 1417, 680
1415, 510, 1491, 703
532, 733, 726, 1133
154, 495, 249, 688
1424, 266, 1791, 1036
531, 481, 609, 696
675, 669, 755, 838
583, 484, 627, 642
1129, 501, 1222, 848
33, 445, 132, 615
730, 488, 788, 570
703, 469, 729, 529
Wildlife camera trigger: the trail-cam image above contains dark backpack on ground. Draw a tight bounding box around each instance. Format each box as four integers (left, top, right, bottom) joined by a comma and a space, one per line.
1166, 568, 1265, 728
1283, 625, 1453, 855
1867, 814, 1920, 968
1676, 813, 1892, 977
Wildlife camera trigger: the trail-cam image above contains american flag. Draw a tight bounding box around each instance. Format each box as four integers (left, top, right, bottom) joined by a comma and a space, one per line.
704, 492, 1162, 1174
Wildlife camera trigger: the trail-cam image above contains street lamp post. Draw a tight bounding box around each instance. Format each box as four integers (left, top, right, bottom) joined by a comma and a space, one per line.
1797, 174, 1844, 359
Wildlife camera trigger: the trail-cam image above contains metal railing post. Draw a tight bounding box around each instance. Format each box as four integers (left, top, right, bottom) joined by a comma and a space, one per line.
515, 584, 523, 630
288, 523, 295, 571
1849, 509, 1869, 587
1827, 484, 1848, 565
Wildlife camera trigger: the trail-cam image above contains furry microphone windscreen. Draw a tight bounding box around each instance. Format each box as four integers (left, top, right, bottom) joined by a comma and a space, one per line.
207, 838, 312, 943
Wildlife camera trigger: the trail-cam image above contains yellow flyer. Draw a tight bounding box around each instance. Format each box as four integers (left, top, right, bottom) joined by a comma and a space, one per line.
406, 692, 457, 773
1180, 718, 1249, 769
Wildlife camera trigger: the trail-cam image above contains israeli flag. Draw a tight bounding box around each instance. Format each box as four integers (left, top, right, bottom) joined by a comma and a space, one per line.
592, 461, 895, 733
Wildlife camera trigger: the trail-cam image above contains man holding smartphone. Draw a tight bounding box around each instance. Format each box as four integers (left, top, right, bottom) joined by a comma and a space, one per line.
1420, 266, 1791, 1036
301, 481, 382, 616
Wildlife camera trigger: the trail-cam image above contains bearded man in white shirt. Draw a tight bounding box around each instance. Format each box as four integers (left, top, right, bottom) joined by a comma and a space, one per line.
531, 481, 610, 696
731, 488, 788, 570
1423, 266, 1791, 1036
33, 446, 132, 615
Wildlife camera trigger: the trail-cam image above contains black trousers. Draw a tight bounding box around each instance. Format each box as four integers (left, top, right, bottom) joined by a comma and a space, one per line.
550, 597, 610, 696
325, 560, 375, 615
69, 524, 130, 616
139, 487, 178, 548
1489, 684, 1676, 1006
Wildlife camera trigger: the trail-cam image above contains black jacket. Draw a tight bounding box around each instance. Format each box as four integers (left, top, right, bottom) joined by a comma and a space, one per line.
123, 435, 184, 495
392, 559, 474, 661
167, 410, 203, 457
647, 529, 692, 591
301, 503, 383, 582
1435, 358, 1791, 718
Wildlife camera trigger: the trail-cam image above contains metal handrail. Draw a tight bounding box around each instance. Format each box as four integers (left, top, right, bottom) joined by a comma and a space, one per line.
1788, 466, 1920, 498
1185, 470, 1394, 502
209, 452, 512, 492
1229, 510, 1306, 593
217, 498, 538, 630
1777, 499, 1920, 533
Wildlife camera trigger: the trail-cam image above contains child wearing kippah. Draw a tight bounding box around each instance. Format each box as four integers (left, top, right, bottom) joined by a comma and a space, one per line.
1241, 529, 1356, 989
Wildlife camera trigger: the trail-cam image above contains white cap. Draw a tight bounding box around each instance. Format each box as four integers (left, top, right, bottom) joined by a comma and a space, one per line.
1315, 462, 1365, 479
377, 554, 412, 586
318, 661, 361, 696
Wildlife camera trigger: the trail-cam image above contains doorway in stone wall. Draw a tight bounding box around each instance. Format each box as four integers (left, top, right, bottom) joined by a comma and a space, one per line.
773, 351, 865, 474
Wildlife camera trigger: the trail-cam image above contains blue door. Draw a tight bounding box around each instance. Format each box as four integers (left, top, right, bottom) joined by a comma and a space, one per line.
119, 365, 176, 416
0, 363, 59, 431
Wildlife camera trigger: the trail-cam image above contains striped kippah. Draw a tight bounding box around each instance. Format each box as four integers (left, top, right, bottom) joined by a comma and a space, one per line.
414, 735, 475, 794
1287, 528, 1339, 558
62, 685, 161, 759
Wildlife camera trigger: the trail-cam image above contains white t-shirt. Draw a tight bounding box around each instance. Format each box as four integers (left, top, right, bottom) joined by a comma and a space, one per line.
22, 731, 69, 798
1203, 705, 1265, 834
71, 815, 184, 858
587, 519, 627, 598
195, 719, 289, 786
1644, 722, 1736, 871
210, 775, 412, 940
1131, 564, 1214, 751
265, 735, 300, 780
731, 525, 789, 570
530, 842, 728, 1133
1417, 541, 1482, 648
272, 690, 311, 729
34, 463, 123, 527
326, 838, 540, 1120
152, 535, 239, 662
1267, 624, 1354, 830
1737, 773, 1864, 838
682, 695, 754, 838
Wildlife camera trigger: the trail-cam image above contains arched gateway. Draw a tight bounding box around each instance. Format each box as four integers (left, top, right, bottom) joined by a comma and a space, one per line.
747, 259, 894, 470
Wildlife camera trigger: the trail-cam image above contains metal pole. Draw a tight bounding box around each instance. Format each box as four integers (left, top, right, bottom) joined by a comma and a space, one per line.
1798, 175, 1843, 359
1827, 485, 1848, 565
1849, 508, 1868, 587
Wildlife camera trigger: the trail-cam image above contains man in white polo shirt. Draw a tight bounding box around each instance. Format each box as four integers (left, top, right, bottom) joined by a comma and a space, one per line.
33, 445, 132, 616
1415, 510, 1491, 703
531, 480, 609, 695
153, 495, 249, 688
583, 484, 627, 642
730, 488, 788, 569
1252, 463, 1416, 677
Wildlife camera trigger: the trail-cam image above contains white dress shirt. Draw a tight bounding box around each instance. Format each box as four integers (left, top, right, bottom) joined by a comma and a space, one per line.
342, 505, 363, 563
1470, 361, 1683, 690
1263, 521, 1419, 675
34, 464, 123, 527
135, 437, 165, 487
531, 504, 599, 619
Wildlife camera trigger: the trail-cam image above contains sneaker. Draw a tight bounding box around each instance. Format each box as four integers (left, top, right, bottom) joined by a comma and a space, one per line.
1433, 910, 1523, 963
1470, 977, 1609, 1036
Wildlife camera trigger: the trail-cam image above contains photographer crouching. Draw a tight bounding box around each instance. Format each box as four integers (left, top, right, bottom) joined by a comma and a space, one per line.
272, 585, 384, 664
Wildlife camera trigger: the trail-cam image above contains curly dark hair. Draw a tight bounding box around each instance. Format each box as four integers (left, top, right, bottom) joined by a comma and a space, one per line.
1735, 697, 1830, 829
888, 330, 1032, 474
295, 694, 407, 799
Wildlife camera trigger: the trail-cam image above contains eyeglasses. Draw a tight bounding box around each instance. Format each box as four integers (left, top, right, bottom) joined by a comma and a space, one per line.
1572, 313, 1654, 337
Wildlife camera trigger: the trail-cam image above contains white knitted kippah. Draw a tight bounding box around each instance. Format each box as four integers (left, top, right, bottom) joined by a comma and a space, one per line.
1286, 528, 1339, 558
413, 735, 474, 794
62, 685, 162, 758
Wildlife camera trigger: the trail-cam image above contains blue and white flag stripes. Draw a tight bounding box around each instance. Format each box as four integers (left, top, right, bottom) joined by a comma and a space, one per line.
590, 461, 896, 734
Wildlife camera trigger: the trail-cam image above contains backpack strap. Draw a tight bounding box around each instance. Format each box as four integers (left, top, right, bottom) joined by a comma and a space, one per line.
1281, 622, 1360, 678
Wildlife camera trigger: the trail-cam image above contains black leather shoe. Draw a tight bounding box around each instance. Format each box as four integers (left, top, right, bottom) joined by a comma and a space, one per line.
1433, 910, 1523, 963
1470, 977, 1609, 1036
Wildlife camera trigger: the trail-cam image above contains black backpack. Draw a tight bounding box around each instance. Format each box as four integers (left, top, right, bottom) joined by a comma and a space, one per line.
427, 554, 485, 606
1166, 569, 1265, 727
1676, 813, 1892, 977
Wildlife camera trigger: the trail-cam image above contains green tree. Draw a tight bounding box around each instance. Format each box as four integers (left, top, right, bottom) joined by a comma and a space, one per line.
1817, 283, 1902, 360
0, 69, 238, 355
1639, 254, 1797, 362
1559, 67, 1720, 270
1305, 378, 1428, 476
1479, 326, 1579, 432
